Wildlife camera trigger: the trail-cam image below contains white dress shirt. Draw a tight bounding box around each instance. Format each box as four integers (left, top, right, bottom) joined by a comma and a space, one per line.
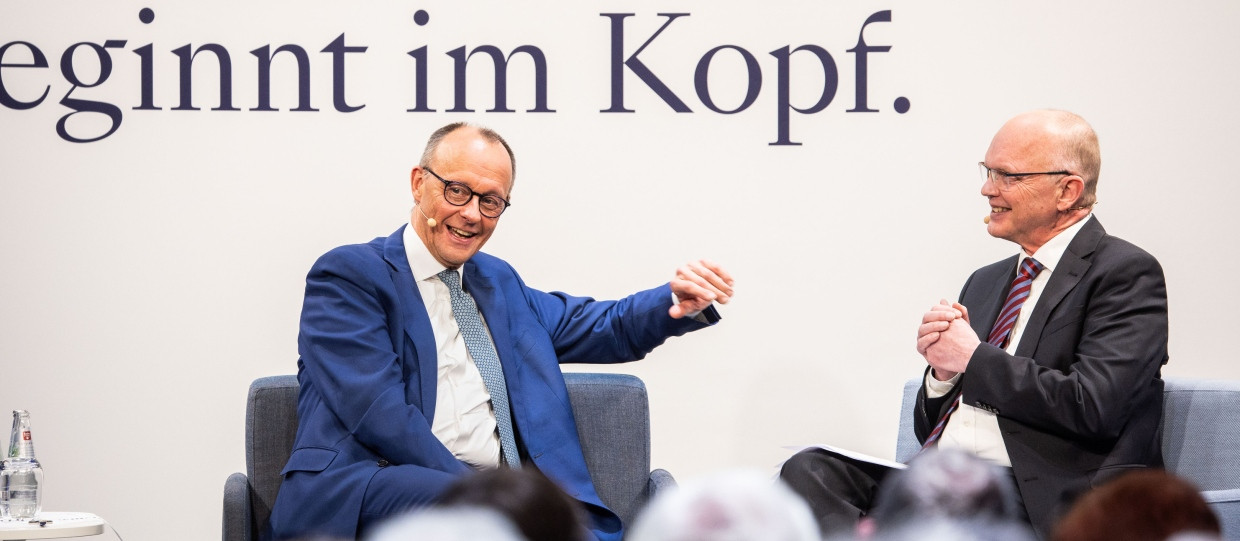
927, 214, 1094, 466
403, 223, 502, 469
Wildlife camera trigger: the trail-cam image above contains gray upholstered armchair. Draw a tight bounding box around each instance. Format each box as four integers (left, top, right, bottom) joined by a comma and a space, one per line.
222, 372, 674, 541
895, 376, 1240, 538
1160, 378, 1240, 537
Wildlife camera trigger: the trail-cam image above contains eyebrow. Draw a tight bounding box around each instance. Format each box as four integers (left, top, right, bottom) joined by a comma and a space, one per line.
435, 170, 508, 199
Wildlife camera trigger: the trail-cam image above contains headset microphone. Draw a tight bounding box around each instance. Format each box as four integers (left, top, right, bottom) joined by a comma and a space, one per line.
416, 204, 437, 228
983, 215, 991, 224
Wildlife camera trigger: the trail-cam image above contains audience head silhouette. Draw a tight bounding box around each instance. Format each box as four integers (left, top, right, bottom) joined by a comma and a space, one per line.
435, 467, 589, 541
627, 470, 820, 541
850, 517, 1035, 541
364, 507, 526, 541
865, 448, 1022, 534
1052, 469, 1220, 541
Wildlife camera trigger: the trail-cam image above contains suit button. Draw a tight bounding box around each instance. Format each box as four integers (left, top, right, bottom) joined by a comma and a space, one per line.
377, 459, 390, 467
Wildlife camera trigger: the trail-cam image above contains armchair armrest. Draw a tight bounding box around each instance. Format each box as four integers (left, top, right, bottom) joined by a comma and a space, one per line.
223, 472, 252, 541
648, 468, 677, 497
1202, 488, 1240, 540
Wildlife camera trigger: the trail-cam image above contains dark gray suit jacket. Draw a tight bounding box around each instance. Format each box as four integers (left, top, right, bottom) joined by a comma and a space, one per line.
914, 217, 1169, 539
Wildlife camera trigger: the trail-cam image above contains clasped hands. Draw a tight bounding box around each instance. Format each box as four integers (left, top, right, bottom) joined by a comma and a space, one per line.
916, 299, 982, 380
669, 259, 735, 319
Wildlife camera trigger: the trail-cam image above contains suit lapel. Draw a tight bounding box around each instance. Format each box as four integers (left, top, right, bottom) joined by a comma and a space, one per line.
970, 255, 1020, 341
463, 261, 517, 378
1013, 218, 1104, 358
462, 260, 525, 438
383, 227, 440, 421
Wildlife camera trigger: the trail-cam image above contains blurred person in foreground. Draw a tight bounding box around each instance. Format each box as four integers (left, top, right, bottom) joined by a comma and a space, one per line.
437, 467, 589, 541
859, 448, 1025, 538
843, 517, 1036, 541
626, 470, 820, 541
270, 122, 734, 541
1052, 469, 1220, 541
781, 110, 1169, 540
365, 507, 526, 541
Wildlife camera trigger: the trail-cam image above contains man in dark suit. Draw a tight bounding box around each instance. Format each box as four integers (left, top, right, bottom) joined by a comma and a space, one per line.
268, 122, 734, 541
780, 110, 1168, 539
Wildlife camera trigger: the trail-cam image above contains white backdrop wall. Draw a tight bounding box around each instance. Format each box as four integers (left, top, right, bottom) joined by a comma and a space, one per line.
2, 2, 1238, 540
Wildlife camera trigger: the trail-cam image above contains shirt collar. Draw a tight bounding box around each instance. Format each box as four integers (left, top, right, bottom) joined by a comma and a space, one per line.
1022, 213, 1093, 272
403, 221, 458, 284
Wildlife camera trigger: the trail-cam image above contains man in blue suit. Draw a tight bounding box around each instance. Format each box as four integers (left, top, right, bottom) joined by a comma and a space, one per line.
269, 122, 734, 541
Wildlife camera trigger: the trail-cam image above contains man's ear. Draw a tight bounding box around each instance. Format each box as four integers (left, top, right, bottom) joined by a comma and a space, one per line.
410, 166, 425, 199
1058, 175, 1085, 211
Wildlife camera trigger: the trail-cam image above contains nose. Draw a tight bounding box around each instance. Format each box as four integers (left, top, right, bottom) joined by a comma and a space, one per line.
980, 175, 1000, 197
457, 194, 483, 221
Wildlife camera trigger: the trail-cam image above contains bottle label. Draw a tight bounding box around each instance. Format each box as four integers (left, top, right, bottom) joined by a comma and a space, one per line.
22, 430, 30, 441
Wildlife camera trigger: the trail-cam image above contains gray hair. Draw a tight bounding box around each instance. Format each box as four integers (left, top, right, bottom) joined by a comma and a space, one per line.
627, 470, 820, 541
365, 507, 527, 541
1043, 110, 1101, 208
868, 448, 1022, 528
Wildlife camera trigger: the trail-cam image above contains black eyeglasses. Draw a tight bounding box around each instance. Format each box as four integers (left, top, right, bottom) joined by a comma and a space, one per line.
423, 167, 511, 218
979, 162, 1072, 191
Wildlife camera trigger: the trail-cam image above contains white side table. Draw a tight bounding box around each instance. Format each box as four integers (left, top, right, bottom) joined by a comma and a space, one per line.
0, 512, 105, 540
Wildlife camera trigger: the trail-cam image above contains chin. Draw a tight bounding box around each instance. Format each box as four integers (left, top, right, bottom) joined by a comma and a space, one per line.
987, 226, 1018, 244
443, 254, 474, 268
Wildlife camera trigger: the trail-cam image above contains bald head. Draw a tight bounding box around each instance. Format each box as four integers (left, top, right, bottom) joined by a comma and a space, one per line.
1000, 110, 1101, 207
420, 122, 517, 183
982, 110, 1100, 253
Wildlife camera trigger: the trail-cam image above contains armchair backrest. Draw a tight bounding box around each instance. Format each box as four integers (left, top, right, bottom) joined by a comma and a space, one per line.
895, 376, 1240, 484
895, 378, 921, 463
894, 376, 1240, 538
563, 371, 654, 525
1160, 377, 1240, 492
244, 375, 299, 541
238, 372, 656, 538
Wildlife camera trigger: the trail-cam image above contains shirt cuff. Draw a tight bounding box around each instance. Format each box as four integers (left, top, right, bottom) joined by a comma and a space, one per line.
924, 370, 960, 399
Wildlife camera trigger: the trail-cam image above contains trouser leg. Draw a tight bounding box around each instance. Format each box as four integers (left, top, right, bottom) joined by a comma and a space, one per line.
357, 464, 461, 538
779, 448, 888, 536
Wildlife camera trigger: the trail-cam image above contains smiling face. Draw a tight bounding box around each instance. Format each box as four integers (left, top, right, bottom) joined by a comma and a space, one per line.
410, 126, 514, 269
981, 111, 1088, 254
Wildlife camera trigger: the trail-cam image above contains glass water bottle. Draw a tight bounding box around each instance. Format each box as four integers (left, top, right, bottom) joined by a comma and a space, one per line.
2, 410, 43, 520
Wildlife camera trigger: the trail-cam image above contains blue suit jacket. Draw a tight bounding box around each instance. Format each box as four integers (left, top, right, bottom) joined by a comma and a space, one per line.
269, 226, 715, 541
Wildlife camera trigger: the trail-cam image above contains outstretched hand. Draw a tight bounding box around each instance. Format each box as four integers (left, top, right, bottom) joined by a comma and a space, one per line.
669, 259, 734, 319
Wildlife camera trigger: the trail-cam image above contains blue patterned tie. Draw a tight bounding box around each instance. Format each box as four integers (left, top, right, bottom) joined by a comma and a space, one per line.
920, 257, 1044, 450
438, 269, 521, 468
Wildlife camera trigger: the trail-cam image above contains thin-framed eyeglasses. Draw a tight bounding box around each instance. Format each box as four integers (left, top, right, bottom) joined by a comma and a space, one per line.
978, 162, 1072, 191
423, 167, 512, 218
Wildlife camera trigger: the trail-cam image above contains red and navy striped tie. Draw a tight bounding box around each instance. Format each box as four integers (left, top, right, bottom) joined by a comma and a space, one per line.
920, 257, 1045, 450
